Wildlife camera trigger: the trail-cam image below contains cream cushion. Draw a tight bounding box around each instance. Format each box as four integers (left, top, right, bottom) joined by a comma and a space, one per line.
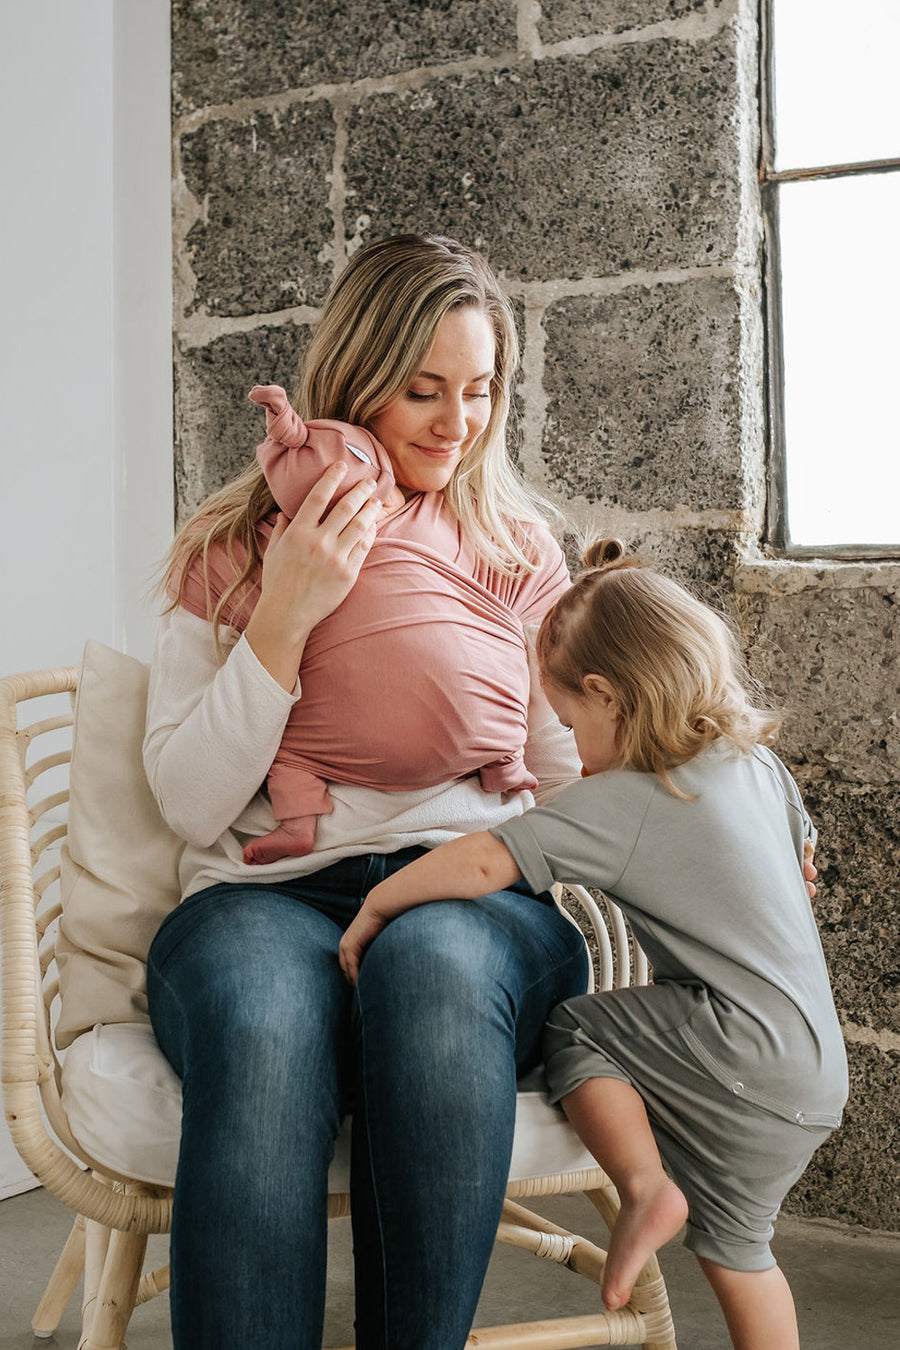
57, 641, 596, 1189
56, 640, 184, 1049
61, 1023, 595, 1190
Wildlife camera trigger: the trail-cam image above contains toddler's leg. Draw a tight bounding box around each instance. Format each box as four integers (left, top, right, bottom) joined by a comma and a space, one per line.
243, 813, 318, 865
561, 1077, 688, 1311
697, 1258, 800, 1350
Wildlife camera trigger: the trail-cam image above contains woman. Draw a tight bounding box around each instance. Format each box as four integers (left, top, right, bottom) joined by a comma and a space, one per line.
144, 233, 590, 1349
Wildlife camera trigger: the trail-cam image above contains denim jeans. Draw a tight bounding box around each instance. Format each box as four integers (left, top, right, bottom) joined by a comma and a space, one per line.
147, 847, 589, 1350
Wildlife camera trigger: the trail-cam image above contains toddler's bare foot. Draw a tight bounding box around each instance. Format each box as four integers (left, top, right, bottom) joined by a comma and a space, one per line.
602, 1175, 688, 1311
243, 815, 317, 865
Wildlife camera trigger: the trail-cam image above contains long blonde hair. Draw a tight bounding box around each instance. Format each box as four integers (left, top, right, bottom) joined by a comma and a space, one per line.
163, 234, 559, 634
537, 540, 782, 794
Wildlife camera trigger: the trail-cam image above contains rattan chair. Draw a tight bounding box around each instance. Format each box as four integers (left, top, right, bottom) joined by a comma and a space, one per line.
0, 660, 677, 1350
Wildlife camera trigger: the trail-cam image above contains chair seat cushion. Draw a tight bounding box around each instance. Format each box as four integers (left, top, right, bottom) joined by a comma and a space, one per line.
60, 1022, 598, 1190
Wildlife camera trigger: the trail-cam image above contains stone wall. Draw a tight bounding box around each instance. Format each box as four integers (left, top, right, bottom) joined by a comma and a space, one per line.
170, 0, 899, 1232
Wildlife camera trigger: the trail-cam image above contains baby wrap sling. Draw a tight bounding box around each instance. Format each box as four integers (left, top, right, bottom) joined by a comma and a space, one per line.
174, 387, 569, 819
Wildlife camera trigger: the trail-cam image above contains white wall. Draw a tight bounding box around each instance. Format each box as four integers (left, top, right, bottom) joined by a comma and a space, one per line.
0, 0, 172, 674
113, 0, 176, 657
0, 0, 172, 1196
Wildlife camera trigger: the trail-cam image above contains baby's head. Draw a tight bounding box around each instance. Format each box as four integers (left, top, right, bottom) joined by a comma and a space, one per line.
537, 540, 781, 785
306, 419, 405, 513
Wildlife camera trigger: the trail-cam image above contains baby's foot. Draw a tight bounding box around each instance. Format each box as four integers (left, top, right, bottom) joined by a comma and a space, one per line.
602, 1176, 688, 1311
243, 815, 317, 865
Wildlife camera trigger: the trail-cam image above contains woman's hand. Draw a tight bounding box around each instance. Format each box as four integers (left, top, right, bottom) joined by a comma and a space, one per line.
245, 463, 382, 690
339, 900, 391, 987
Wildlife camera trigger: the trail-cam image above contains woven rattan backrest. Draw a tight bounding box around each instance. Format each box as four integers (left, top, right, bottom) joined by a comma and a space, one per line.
0, 668, 107, 1162
0, 668, 76, 1112
557, 884, 649, 995
1, 668, 170, 1229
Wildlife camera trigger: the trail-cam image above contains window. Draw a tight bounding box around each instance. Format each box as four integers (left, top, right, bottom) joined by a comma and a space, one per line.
761, 0, 900, 555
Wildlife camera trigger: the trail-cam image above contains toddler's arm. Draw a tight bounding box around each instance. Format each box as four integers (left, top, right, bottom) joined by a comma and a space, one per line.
338, 832, 521, 984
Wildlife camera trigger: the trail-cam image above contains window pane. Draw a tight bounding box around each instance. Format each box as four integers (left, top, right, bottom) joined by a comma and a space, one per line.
779, 174, 900, 547
772, 0, 900, 169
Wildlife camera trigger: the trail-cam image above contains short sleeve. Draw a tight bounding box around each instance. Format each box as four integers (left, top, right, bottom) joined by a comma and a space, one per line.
491, 771, 655, 895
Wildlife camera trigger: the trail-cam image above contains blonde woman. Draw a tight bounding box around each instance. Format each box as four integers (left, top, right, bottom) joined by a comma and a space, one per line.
340, 542, 847, 1350
144, 234, 590, 1350
174, 382, 544, 866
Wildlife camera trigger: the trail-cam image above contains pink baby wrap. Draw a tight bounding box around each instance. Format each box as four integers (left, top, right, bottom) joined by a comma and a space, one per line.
175, 386, 570, 824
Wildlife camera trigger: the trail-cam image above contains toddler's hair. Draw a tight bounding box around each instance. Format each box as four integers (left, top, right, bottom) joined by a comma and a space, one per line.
537, 539, 782, 790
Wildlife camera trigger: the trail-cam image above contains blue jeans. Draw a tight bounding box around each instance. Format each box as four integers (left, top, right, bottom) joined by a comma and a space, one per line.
147, 847, 588, 1350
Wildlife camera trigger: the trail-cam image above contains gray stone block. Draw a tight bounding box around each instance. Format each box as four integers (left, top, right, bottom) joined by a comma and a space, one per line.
790, 775, 900, 1038
538, 0, 710, 46
175, 324, 310, 522
542, 280, 744, 512
737, 582, 900, 788
179, 104, 334, 318
785, 1041, 900, 1232
172, 0, 516, 115
560, 525, 742, 613
343, 32, 741, 278
508, 296, 528, 469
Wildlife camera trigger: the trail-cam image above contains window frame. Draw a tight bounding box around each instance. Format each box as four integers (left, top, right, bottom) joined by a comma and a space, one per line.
759, 0, 900, 559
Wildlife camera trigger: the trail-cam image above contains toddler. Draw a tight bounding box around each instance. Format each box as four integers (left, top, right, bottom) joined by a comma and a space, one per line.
339, 540, 848, 1350
175, 384, 552, 863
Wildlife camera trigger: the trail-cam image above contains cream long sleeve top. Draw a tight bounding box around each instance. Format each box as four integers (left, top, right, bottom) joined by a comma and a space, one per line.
143, 606, 581, 900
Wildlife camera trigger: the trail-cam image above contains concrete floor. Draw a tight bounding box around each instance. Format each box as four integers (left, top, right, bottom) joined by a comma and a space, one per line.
1, 1186, 898, 1348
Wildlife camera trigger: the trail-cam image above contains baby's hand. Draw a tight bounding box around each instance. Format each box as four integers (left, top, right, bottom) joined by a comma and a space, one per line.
339, 901, 389, 986
381, 483, 406, 515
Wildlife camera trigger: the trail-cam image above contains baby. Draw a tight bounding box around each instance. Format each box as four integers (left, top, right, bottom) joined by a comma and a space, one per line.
176, 385, 544, 864
251, 382, 406, 518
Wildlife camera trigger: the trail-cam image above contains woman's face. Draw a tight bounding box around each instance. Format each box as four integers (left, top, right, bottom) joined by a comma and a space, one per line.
369, 306, 496, 495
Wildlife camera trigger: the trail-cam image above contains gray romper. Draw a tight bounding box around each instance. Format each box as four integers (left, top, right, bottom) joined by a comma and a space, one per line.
492, 740, 848, 1271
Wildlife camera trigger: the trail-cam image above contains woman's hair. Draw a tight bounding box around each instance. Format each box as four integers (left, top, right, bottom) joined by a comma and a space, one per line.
162, 233, 559, 634
536, 539, 783, 794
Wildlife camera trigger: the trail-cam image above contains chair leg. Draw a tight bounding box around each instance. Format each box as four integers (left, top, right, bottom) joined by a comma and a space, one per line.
585, 1187, 678, 1350
629, 1250, 678, 1350
80, 1217, 112, 1345
493, 1193, 678, 1349
80, 1227, 148, 1350
32, 1213, 87, 1337
584, 1177, 620, 1233
136, 1260, 170, 1304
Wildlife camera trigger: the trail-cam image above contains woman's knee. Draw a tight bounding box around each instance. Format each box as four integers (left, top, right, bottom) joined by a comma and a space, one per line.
357, 901, 504, 1011
149, 887, 350, 1084
354, 905, 518, 1079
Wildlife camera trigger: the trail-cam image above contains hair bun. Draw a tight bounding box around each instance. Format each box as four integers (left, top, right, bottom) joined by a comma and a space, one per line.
582, 537, 626, 570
